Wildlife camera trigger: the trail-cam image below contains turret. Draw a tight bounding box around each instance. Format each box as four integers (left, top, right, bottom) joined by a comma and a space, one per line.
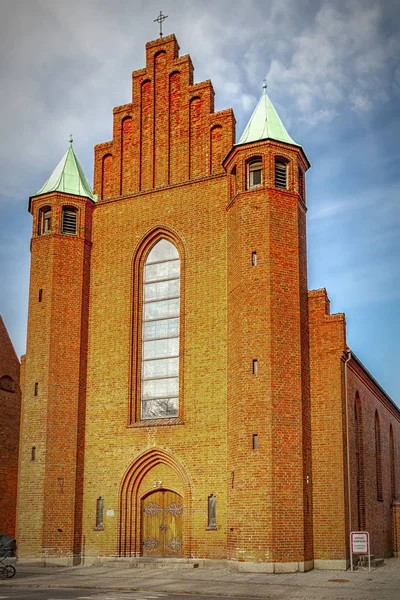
224, 86, 313, 569
17, 139, 95, 564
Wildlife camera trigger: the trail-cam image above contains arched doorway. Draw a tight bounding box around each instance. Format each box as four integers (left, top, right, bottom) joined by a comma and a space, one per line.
142, 489, 183, 557
118, 448, 191, 558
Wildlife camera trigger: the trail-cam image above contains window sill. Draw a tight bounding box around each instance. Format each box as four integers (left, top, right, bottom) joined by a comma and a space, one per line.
206, 526, 217, 531
247, 184, 263, 191
93, 526, 104, 531
129, 417, 184, 428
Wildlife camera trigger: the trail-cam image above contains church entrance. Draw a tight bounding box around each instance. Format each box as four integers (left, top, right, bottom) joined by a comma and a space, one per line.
141, 490, 183, 557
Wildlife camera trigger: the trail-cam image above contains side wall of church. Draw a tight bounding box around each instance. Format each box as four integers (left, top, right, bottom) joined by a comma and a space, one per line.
309, 288, 400, 564
347, 359, 400, 558
0, 316, 21, 537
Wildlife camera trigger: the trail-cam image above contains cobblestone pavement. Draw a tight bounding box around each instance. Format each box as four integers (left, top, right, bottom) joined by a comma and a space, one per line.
0, 557, 400, 600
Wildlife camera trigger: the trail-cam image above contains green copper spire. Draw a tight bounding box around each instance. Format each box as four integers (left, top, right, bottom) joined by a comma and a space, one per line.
33, 137, 96, 201
237, 83, 299, 147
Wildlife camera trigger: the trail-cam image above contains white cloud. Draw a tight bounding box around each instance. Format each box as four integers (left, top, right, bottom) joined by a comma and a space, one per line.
261, 1, 399, 124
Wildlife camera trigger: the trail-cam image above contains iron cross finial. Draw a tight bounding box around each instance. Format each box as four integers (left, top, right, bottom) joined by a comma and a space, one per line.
154, 10, 168, 37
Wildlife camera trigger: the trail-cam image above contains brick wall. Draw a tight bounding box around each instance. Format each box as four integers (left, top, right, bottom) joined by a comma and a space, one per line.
225, 140, 312, 566
308, 289, 348, 566
347, 356, 400, 558
309, 288, 400, 564
17, 193, 93, 560
0, 316, 21, 537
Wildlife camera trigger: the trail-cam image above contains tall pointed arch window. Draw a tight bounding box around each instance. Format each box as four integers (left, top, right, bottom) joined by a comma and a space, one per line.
390, 424, 396, 500
141, 239, 180, 419
355, 393, 365, 529
375, 411, 383, 501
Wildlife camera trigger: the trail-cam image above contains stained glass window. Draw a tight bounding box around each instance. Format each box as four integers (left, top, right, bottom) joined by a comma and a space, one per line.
141, 239, 180, 419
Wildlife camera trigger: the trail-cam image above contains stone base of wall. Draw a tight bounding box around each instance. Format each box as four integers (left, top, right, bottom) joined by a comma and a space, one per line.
314, 559, 349, 570
231, 559, 314, 573
17, 555, 356, 572
41, 555, 315, 573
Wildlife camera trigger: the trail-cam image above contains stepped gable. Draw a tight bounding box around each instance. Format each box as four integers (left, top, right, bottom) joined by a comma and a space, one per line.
93, 34, 236, 201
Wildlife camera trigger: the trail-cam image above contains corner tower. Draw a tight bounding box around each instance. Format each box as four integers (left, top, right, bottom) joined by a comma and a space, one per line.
224, 86, 313, 570
17, 140, 95, 564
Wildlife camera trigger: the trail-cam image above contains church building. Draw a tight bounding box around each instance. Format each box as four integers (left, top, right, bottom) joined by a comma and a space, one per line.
16, 34, 400, 572
0, 316, 21, 538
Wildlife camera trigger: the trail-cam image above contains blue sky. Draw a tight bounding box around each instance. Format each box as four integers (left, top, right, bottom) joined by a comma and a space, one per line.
0, 0, 399, 403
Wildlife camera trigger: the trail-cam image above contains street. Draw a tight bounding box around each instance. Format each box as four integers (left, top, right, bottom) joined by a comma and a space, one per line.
0, 590, 255, 600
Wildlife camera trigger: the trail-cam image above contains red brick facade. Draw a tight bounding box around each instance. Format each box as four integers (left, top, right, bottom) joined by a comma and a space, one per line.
309, 289, 400, 567
16, 34, 400, 571
0, 316, 21, 537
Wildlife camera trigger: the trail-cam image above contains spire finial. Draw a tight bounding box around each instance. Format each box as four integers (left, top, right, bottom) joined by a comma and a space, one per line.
69, 134, 73, 145
263, 79, 267, 93
154, 10, 168, 37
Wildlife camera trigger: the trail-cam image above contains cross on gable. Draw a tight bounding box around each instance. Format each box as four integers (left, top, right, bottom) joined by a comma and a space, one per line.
154, 10, 168, 37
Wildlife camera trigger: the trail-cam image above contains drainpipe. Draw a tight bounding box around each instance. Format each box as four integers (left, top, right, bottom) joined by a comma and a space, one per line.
344, 349, 352, 552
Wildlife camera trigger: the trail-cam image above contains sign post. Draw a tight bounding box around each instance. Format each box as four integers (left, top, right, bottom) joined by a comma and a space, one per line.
350, 531, 370, 572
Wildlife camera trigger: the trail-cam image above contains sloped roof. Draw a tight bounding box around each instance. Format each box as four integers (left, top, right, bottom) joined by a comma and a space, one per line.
32, 139, 95, 201
237, 84, 299, 147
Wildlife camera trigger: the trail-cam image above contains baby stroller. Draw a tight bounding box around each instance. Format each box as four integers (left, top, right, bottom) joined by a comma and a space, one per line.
0, 535, 16, 579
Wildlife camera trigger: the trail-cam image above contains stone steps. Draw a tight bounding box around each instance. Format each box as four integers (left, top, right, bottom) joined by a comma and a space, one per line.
100, 557, 202, 569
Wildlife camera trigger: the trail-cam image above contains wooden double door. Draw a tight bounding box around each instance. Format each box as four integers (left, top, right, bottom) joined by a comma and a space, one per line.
142, 490, 183, 557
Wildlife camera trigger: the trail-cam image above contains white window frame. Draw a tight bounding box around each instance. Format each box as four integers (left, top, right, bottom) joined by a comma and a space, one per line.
247, 159, 263, 189
141, 239, 180, 420
39, 208, 52, 235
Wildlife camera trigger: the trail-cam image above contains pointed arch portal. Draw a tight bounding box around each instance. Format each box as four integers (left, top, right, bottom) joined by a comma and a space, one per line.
118, 448, 191, 557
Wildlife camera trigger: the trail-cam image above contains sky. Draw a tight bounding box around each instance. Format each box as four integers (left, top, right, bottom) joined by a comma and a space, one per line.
0, 0, 399, 403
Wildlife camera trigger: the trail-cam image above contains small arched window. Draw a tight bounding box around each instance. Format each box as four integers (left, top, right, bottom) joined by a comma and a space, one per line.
61, 207, 78, 235
141, 238, 180, 419
275, 158, 288, 189
38, 207, 52, 235
247, 158, 262, 189
0, 375, 15, 393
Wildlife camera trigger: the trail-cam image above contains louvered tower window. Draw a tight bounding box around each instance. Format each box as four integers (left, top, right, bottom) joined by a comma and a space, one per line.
39, 207, 52, 235
61, 207, 78, 234
275, 159, 288, 189
141, 239, 180, 419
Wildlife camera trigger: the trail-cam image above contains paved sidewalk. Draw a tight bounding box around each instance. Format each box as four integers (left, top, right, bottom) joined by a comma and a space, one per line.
1, 557, 400, 599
